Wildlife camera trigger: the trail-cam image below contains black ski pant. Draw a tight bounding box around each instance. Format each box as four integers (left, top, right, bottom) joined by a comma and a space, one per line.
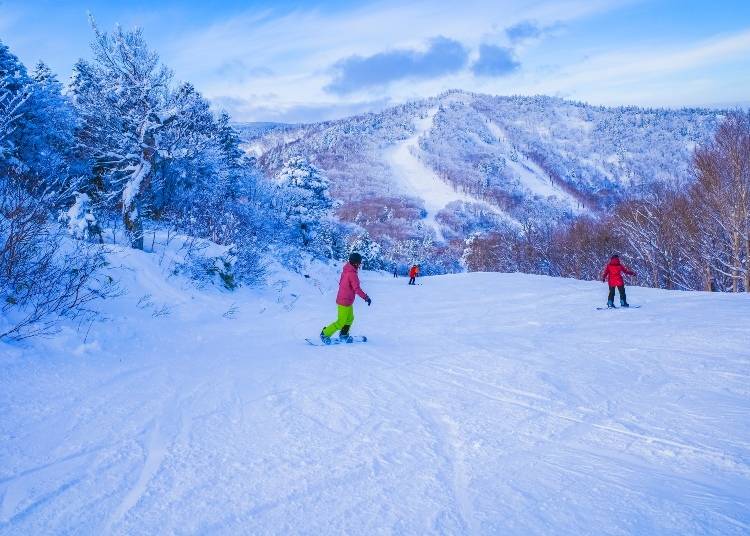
608, 285, 626, 303
408, 277, 416, 285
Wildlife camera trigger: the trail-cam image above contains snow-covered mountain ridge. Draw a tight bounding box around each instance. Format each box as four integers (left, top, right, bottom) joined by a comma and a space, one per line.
242, 91, 724, 247
2, 244, 748, 533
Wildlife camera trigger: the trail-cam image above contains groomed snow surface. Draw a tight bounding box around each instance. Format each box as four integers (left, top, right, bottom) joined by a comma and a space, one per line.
1, 249, 749, 534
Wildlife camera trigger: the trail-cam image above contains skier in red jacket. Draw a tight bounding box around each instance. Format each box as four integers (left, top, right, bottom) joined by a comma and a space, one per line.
320, 252, 371, 344
601, 254, 636, 308
408, 264, 419, 285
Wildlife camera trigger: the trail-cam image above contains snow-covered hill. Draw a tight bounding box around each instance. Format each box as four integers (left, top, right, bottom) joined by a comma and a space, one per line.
234, 121, 298, 158
247, 91, 724, 248
383, 107, 510, 239
2, 247, 749, 534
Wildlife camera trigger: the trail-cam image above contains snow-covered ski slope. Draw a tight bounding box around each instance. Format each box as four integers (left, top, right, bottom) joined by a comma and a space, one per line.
1, 250, 749, 534
483, 118, 583, 210
385, 109, 507, 237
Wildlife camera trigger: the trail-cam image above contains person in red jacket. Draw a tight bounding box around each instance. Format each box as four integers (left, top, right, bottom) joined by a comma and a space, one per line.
601, 254, 636, 308
408, 264, 419, 285
320, 252, 371, 344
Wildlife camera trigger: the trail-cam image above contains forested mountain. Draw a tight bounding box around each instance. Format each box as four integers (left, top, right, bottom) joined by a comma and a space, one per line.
244, 91, 724, 248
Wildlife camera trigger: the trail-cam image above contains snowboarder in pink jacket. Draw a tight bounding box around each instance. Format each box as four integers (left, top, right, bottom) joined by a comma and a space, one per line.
320, 252, 371, 344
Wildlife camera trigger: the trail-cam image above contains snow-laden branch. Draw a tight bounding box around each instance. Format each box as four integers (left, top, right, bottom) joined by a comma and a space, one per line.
0, 81, 32, 146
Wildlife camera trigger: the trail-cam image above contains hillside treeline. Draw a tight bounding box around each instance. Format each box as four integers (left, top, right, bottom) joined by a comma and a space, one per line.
0, 25, 351, 338
463, 112, 750, 292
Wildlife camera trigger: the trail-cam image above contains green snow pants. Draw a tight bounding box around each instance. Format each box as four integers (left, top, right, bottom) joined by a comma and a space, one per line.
323, 304, 354, 337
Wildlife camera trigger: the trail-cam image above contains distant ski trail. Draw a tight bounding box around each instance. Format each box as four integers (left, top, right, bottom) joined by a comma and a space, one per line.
385, 109, 509, 240
480, 117, 589, 217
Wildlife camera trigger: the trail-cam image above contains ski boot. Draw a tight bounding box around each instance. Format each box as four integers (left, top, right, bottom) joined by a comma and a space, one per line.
606, 299, 615, 308
339, 325, 354, 344
320, 329, 332, 345
620, 299, 629, 308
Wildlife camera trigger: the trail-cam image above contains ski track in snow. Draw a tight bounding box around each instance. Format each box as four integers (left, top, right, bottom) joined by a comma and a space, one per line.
385, 109, 509, 240
484, 118, 583, 210
1, 250, 750, 534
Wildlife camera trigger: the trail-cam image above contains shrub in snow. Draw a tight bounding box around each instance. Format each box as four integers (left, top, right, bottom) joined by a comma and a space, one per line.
316, 220, 351, 261
173, 250, 236, 290
229, 244, 267, 287
172, 242, 268, 290
0, 180, 117, 340
59, 192, 102, 242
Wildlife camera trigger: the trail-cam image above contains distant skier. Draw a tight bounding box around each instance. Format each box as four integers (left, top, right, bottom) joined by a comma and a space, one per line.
408, 264, 419, 285
320, 252, 371, 344
393, 267, 398, 278
601, 254, 636, 308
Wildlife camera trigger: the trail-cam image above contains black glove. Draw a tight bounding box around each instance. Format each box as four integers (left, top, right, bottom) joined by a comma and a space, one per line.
365, 296, 372, 306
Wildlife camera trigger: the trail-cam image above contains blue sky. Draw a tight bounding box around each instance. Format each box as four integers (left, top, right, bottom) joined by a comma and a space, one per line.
2, 0, 750, 122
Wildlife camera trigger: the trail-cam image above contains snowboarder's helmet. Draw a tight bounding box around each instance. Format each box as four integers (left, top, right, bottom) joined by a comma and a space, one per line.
349, 252, 362, 265
611, 254, 619, 259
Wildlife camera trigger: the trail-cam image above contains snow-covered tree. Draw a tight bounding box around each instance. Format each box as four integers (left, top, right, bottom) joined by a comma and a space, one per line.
151, 82, 223, 218
348, 232, 383, 269
23, 62, 78, 183
461, 232, 481, 271
59, 192, 102, 242
692, 111, 750, 292
72, 21, 175, 249
0, 42, 32, 173
0, 52, 30, 161
1, 42, 80, 200
276, 157, 334, 250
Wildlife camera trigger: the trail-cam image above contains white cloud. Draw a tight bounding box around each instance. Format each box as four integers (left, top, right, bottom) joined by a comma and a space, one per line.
562, 29, 750, 84
519, 28, 750, 106
213, 95, 393, 124
163, 0, 630, 121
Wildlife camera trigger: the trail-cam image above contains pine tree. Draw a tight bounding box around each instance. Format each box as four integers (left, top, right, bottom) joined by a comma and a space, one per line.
153, 82, 220, 216
348, 232, 383, 269
276, 157, 334, 249
25, 62, 78, 185
0, 41, 32, 170
216, 111, 245, 171
0, 45, 77, 194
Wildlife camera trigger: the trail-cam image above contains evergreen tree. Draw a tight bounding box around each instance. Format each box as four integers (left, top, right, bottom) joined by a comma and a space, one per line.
153, 82, 220, 217
216, 111, 245, 171
0, 45, 77, 194
0, 41, 32, 172
276, 157, 334, 250
25, 62, 78, 186
348, 232, 383, 269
